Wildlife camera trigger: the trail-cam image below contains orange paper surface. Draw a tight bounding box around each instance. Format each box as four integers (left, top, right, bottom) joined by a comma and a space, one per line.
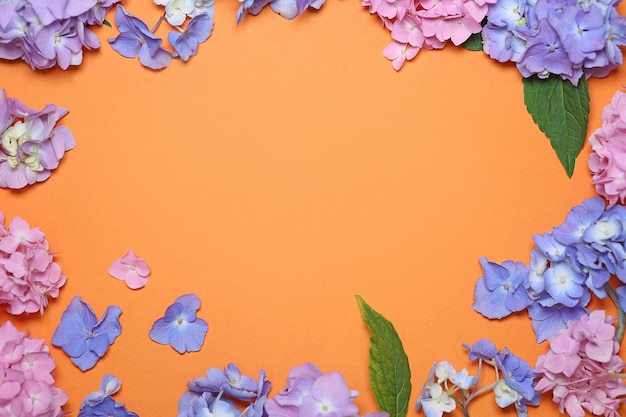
2, 1, 626, 416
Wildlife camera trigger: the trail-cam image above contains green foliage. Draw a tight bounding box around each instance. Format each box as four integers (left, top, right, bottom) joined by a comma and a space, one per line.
523, 75, 590, 177
460, 32, 483, 51
357, 295, 411, 417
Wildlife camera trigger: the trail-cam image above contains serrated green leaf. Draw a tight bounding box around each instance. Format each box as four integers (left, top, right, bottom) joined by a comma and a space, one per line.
460, 32, 483, 51
357, 295, 411, 417
522, 75, 590, 178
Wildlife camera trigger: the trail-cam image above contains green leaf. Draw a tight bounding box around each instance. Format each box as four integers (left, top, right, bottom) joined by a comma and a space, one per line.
103, 19, 112, 28
460, 32, 483, 51
522, 75, 590, 177
357, 295, 411, 417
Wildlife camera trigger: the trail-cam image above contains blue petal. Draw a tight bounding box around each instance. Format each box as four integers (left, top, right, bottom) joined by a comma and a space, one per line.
176, 293, 201, 314
90, 333, 113, 358
72, 349, 100, 371
149, 318, 174, 345
95, 305, 123, 344
169, 318, 208, 354
51, 296, 97, 358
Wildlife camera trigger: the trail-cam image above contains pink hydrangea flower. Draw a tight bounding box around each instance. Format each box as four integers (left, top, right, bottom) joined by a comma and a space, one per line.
363, 0, 496, 69
0, 321, 68, 417
108, 249, 150, 289
0, 212, 66, 315
588, 90, 626, 206
535, 310, 626, 417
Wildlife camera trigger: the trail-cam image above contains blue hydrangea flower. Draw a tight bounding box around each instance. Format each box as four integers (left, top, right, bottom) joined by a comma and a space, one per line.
188, 364, 259, 400
107, 5, 173, 70
51, 296, 122, 371
149, 293, 208, 353
78, 396, 139, 417
169, 13, 214, 61
473, 257, 533, 319
494, 349, 540, 407
463, 338, 497, 361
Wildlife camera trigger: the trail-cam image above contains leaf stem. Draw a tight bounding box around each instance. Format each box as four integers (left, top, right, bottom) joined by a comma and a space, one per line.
603, 283, 626, 344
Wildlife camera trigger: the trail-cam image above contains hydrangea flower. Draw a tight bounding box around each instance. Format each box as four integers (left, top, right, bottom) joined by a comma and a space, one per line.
535, 310, 626, 417
178, 364, 269, 417
0, 89, 75, 190
416, 341, 538, 417
472, 257, 533, 319
0, 0, 122, 69
108, 5, 173, 70
51, 296, 123, 371
149, 293, 208, 353
363, 0, 497, 69
236, 0, 324, 23
108, 249, 151, 289
481, 0, 626, 84
0, 321, 68, 417
168, 13, 214, 61
266, 363, 385, 417
589, 90, 626, 206
0, 211, 66, 315
78, 375, 138, 417
473, 196, 626, 342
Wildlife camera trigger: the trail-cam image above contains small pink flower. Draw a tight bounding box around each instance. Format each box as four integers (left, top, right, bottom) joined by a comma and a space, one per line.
108, 249, 150, 289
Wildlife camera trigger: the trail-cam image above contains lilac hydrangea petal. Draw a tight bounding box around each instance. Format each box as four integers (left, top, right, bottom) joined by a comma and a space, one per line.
148, 318, 172, 345
95, 305, 123, 344
168, 318, 208, 353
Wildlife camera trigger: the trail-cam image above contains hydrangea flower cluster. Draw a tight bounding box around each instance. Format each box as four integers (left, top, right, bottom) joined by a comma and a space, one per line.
0, 89, 75, 189
177, 363, 269, 417
0, 211, 66, 315
107, 4, 214, 69
482, 0, 626, 85
362, 0, 497, 70
51, 296, 122, 371
78, 375, 138, 417
236, 0, 325, 23
534, 310, 626, 417
0, 0, 122, 69
473, 196, 626, 343
267, 362, 366, 417
0, 321, 68, 417
415, 339, 539, 417
589, 90, 626, 206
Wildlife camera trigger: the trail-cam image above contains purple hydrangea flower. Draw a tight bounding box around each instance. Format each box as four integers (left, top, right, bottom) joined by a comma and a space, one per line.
108, 5, 173, 70
149, 293, 208, 353
168, 13, 213, 61
51, 296, 122, 371
78, 396, 138, 417
473, 257, 533, 319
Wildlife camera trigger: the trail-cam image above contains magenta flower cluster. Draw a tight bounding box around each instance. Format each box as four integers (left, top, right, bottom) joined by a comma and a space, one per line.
589, 90, 626, 206
0, 0, 122, 70
0, 321, 68, 417
362, 0, 497, 70
0, 89, 75, 190
482, 0, 626, 85
0, 211, 66, 315
535, 310, 626, 417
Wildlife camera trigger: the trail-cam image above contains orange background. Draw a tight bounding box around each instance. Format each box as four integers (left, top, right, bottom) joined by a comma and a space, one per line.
2, 1, 626, 416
